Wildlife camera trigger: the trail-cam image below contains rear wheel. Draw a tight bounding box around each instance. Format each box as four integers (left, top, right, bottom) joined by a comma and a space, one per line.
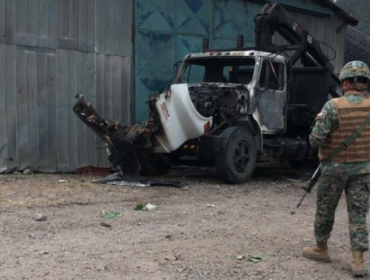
215, 127, 257, 184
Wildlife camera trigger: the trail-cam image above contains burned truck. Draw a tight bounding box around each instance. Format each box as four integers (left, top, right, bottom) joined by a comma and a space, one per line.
73, 2, 341, 184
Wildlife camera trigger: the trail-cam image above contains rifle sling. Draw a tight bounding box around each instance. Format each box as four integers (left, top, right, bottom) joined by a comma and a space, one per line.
322, 109, 370, 164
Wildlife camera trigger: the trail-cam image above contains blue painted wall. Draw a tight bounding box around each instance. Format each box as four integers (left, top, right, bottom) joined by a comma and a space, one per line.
135, 0, 262, 122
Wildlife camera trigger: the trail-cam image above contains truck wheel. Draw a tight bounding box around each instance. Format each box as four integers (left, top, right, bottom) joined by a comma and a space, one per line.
138, 152, 171, 176
215, 127, 257, 184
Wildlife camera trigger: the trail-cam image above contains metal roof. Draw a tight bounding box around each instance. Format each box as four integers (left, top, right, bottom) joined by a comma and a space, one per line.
250, 0, 358, 26
321, 0, 358, 26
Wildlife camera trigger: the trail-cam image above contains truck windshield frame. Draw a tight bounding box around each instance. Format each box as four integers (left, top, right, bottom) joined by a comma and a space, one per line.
176, 57, 256, 85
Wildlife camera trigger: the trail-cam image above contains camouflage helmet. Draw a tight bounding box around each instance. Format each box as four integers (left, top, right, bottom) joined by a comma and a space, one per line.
339, 61, 370, 81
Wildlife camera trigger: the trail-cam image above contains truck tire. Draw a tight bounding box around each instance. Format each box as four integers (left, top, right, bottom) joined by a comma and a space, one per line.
215, 127, 257, 184
138, 152, 171, 176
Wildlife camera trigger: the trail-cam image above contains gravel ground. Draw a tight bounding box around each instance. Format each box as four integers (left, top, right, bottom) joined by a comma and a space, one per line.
0, 165, 368, 280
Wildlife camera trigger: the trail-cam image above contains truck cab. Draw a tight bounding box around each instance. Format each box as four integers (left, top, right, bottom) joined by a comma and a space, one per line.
176, 50, 287, 134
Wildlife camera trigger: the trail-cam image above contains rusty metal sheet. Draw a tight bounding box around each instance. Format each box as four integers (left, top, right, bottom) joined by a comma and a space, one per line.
0, 0, 5, 44
5, 0, 16, 44
38, 0, 49, 48
4, 45, 17, 172
0, 43, 7, 171
16, 0, 27, 46
47, 50, 58, 172
16, 48, 29, 170
27, 0, 39, 47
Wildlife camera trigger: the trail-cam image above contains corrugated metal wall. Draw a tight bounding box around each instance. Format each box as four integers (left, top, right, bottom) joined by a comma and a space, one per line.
0, 0, 133, 173
134, 0, 347, 122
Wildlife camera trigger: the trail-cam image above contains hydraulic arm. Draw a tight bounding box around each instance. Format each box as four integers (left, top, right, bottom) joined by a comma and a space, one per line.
254, 2, 341, 97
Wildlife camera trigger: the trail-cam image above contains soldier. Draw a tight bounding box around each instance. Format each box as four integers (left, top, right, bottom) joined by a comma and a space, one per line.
302, 61, 370, 276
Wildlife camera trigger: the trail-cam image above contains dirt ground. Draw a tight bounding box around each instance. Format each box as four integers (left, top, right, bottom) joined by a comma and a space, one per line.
0, 165, 369, 280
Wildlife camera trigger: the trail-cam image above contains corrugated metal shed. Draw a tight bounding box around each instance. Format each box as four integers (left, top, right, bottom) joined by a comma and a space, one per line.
0, 0, 133, 173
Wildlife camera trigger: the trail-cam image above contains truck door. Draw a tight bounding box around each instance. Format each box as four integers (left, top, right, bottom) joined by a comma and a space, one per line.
256, 59, 287, 132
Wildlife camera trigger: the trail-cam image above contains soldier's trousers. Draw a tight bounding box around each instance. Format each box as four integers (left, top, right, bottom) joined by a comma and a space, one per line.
315, 172, 370, 251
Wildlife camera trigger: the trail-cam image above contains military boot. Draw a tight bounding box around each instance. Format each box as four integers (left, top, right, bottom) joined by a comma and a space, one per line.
352, 251, 366, 277
302, 241, 330, 262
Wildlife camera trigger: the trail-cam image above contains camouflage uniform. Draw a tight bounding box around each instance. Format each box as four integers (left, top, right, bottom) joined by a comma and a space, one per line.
310, 94, 370, 251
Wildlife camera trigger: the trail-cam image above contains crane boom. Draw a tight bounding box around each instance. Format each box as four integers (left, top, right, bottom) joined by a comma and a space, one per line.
254, 2, 341, 97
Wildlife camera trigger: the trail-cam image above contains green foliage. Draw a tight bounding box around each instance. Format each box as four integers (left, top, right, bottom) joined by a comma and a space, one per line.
101, 209, 122, 220
248, 254, 267, 263
134, 203, 147, 211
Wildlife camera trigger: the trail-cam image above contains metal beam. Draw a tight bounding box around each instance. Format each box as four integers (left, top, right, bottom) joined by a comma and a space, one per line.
249, 0, 334, 17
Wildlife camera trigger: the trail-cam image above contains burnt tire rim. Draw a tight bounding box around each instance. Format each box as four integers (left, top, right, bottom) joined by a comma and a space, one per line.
234, 141, 250, 172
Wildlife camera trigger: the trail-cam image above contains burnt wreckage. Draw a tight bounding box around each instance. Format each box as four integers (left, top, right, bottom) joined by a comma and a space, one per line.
73, 2, 341, 183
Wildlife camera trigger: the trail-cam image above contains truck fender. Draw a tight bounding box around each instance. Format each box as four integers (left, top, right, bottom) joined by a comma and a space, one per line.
234, 115, 263, 153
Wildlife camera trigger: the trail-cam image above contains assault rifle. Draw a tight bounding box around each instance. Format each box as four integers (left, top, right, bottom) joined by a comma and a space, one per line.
296, 164, 323, 208
296, 91, 370, 208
